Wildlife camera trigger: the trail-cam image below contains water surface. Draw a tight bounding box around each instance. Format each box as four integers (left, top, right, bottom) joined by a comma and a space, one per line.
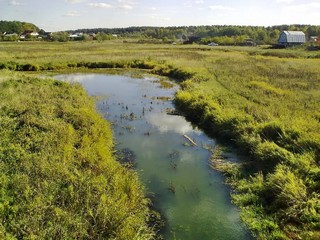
56, 73, 252, 240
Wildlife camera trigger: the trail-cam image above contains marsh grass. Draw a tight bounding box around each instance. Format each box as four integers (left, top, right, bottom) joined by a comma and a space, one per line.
1, 40, 320, 239
0, 73, 156, 239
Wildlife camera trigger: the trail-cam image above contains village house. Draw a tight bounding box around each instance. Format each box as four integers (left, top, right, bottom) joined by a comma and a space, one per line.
20, 30, 39, 39
69, 32, 83, 40
2, 32, 18, 41
310, 36, 319, 43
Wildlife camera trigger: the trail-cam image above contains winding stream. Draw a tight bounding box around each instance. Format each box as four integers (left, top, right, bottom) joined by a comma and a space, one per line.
56, 73, 253, 240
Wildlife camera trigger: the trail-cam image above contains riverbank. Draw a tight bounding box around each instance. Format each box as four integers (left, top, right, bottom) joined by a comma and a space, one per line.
173, 53, 320, 239
55, 73, 252, 239
1, 41, 319, 239
0, 72, 155, 239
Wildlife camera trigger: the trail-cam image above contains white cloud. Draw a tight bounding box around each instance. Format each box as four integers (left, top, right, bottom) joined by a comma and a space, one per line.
284, 2, 320, 11
88, 2, 113, 8
117, 0, 135, 3
147, 113, 194, 134
118, 4, 133, 10
9, 0, 23, 5
147, 13, 172, 23
117, 0, 137, 8
65, 0, 87, 3
87, 0, 136, 10
276, 0, 294, 3
184, 1, 192, 8
64, 11, 81, 17
196, 0, 204, 4
209, 5, 234, 11
184, 0, 204, 8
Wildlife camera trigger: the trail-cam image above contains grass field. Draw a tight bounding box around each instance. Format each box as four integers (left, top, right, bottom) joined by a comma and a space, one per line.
0, 40, 320, 239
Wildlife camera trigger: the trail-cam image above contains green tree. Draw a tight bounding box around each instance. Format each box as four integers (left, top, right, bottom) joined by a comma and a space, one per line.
0, 20, 39, 34
270, 29, 280, 43
256, 29, 268, 44
79, 33, 90, 41
95, 32, 116, 41
38, 29, 46, 35
51, 32, 69, 42
307, 26, 320, 37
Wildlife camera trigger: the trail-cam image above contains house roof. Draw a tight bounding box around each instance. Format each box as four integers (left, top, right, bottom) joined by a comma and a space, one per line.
282, 31, 305, 36
279, 31, 306, 44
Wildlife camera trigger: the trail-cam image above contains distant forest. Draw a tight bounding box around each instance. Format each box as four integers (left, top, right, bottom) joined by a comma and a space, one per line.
75, 25, 320, 44
1, 20, 320, 45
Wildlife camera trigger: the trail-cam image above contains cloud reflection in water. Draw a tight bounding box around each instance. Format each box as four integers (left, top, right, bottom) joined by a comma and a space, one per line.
147, 112, 199, 135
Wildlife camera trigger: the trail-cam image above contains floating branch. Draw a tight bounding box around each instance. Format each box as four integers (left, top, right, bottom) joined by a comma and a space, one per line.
183, 134, 197, 146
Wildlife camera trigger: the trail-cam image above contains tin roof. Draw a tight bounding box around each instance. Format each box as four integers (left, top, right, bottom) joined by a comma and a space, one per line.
283, 31, 305, 36
278, 31, 306, 44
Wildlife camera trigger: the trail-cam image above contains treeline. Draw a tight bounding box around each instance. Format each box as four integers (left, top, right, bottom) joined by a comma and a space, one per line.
75, 25, 320, 44
1, 20, 320, 45
48, 32, 117, 42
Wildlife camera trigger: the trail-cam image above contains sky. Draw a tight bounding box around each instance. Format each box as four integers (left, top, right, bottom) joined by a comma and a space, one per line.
0, 0, 319, 31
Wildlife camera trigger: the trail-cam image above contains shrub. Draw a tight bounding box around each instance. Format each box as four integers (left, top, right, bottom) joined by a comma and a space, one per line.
20, 63, 40, 71
0, 61, 18, 70
259, 122, 284, 142
254, 141, 295, 167
266, 164, 307, 209
130, 59, 156, 69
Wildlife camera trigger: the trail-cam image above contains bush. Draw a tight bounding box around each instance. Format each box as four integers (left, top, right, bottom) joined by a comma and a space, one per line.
254, 141, 295, 167
259, 122, 284, 142
266, 164, 307, 209
0, 61, 18, 70
258, 122, 301, 151
20, 63, 40, 71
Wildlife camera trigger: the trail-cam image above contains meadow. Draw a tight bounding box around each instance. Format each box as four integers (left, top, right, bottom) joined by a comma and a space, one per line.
0, 40, 320, 239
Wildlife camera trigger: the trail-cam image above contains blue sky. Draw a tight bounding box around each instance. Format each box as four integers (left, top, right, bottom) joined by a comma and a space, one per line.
0, 0, 320, 31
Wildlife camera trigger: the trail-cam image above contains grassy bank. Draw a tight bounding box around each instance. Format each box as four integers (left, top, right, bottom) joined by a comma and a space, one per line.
0, 72, 155, 239
1, 41, 320, 239
174, 55, 320, 239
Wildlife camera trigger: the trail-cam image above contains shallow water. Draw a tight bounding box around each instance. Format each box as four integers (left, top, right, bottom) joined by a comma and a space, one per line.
56, 73, 253, 240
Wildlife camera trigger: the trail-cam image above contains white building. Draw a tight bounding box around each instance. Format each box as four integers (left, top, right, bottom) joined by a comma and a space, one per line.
278, 31, 306, 46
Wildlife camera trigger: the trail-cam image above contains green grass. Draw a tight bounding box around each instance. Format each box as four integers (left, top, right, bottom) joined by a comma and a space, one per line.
0, 72, 155, 239
0, 40, 320, 239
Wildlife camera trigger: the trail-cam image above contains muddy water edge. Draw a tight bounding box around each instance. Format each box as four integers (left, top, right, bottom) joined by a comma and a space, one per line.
55, 73, 253, 240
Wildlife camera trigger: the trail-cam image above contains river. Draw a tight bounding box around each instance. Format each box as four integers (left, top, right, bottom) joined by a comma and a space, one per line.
55, 73, 253, 240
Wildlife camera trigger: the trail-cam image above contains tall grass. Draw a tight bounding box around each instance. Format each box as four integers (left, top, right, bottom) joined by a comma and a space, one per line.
0, 74, 155, 239
1, 41, 320, 239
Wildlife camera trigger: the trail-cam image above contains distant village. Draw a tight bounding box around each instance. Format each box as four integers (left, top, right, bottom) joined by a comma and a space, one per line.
0, 27, 319, 48
0, 30, 98, 41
